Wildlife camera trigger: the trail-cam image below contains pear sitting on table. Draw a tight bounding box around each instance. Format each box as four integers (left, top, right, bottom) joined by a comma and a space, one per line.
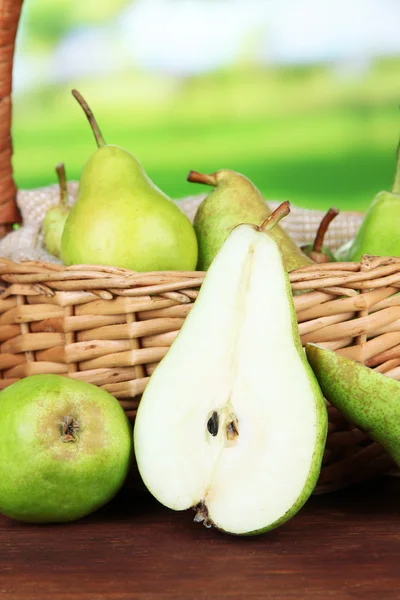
134, 202, 327, 535
61, 90, 198, 272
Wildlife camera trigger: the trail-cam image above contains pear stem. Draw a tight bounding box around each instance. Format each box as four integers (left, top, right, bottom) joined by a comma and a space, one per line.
55, 162, 69, 207
392, 138, 400, 194
187, 171, 217, 187
258, 201, 290, 232
313, 207, 339, 253
71, 89, 106, 148
61, 416, 79, 443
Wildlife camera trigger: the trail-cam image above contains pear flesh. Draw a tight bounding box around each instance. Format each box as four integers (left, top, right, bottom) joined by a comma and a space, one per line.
306, 343, 400, 465
134, 218, 327, 535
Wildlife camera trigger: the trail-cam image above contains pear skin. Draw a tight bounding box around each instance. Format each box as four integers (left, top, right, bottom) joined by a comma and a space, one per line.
43, 163, 70, 258
61, 90, 198, 271
188, 170, 312, 271
305, 343, 400, 465
344, 140, 400, 262
344, 191, 400, 262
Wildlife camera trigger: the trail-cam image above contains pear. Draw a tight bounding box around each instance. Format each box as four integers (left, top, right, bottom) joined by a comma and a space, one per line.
301, 208, 339, 263
43, 163, 70, 258
61, 90, 198, 271
134, 202, 328, 535
342, 140, 400, 261
334, 238, 353, 262
188, 170, 312, 271
305, 343, 400, 465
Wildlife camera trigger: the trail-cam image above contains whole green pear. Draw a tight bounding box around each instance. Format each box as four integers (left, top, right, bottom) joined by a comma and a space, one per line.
0, 374, 133, 523
343, 141, 400, 261
61, 90, 198, 271
188, 170, 312, 272
300, 208, 339, 263
305, 343, 400, 465
43, 163, 70, 258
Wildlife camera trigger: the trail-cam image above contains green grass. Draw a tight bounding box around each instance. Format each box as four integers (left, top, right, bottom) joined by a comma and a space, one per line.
11, 60, 400, 212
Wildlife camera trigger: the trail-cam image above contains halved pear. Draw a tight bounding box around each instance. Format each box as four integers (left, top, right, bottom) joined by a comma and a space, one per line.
134, 203, 328, 535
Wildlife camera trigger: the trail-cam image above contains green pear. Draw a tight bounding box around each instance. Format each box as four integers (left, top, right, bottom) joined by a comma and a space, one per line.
61, 90, 198, 271
0, 374, 132, 523
43, 163, 70, 258
334, 238, 353, 261
134, 202, 328, 535
300, 208, 339, 263
188, 170, 312, 271
305, 343, 400, 465
342, 141, 400, 261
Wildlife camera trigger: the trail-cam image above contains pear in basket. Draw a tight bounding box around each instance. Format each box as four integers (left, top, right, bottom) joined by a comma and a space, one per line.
187, 169, 312, 271
300, 208, 339, 263
339, 141, 400, 261
60, 90, 198, 271
134, 202, 328, 536
43, 163, 70, 258
306, 343, 400, 466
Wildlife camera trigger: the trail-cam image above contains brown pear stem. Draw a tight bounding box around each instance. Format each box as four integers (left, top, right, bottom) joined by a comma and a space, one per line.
55, 163, 69, 207
71, 89, 106, 148
258, 201, 290, 232
392, 138, 400, 194
187, 171, 218, 187
313, 207, 339, 253
61, 416, 80, 443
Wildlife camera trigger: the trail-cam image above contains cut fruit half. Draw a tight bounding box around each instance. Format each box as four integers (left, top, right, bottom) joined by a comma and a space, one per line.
134, 213, 327, 535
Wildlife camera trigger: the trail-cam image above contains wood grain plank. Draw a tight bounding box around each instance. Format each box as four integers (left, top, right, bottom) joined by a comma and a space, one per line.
0, 478, 399, 599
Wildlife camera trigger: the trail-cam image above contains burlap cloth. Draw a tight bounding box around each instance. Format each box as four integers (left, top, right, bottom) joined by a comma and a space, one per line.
0, 181, 363, 263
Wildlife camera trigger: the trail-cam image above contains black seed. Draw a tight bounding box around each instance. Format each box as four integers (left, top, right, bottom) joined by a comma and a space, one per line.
207, 411, 219, 436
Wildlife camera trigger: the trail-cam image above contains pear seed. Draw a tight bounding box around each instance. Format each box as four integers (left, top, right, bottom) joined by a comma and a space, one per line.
226, 418, 239, 441
207, 411, 219, 436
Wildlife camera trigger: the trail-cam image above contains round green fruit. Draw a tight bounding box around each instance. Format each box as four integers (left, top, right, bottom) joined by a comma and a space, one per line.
0, 374, 133, 523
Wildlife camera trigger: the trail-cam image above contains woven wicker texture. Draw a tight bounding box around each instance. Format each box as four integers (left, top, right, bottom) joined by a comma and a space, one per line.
0, 0, 23, 231
1, 252, 399, 493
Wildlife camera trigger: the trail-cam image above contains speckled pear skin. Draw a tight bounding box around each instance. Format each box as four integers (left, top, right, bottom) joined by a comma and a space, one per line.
305, 343, 400, 465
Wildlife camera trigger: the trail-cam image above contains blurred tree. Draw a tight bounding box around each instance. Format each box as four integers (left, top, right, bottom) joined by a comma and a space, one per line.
19, 0, 132, 49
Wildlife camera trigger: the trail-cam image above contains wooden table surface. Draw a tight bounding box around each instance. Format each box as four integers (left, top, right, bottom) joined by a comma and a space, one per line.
0, 476, 399, 600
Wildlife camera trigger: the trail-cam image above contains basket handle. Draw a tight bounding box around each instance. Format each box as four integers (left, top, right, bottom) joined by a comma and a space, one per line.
0, 0, 24, 235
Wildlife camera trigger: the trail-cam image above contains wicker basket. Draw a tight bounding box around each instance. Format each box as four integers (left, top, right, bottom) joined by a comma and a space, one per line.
0, 2, 398, 494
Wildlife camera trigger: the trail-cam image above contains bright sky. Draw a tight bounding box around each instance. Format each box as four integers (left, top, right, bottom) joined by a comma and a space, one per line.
13, 0, 400, 90
118, 0, 400, 74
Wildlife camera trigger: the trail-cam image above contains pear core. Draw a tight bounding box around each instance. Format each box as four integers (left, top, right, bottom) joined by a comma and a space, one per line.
134, 224, 327, 535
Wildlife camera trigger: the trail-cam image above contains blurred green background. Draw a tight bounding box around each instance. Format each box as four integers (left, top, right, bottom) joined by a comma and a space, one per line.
11, 0, 400, 211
